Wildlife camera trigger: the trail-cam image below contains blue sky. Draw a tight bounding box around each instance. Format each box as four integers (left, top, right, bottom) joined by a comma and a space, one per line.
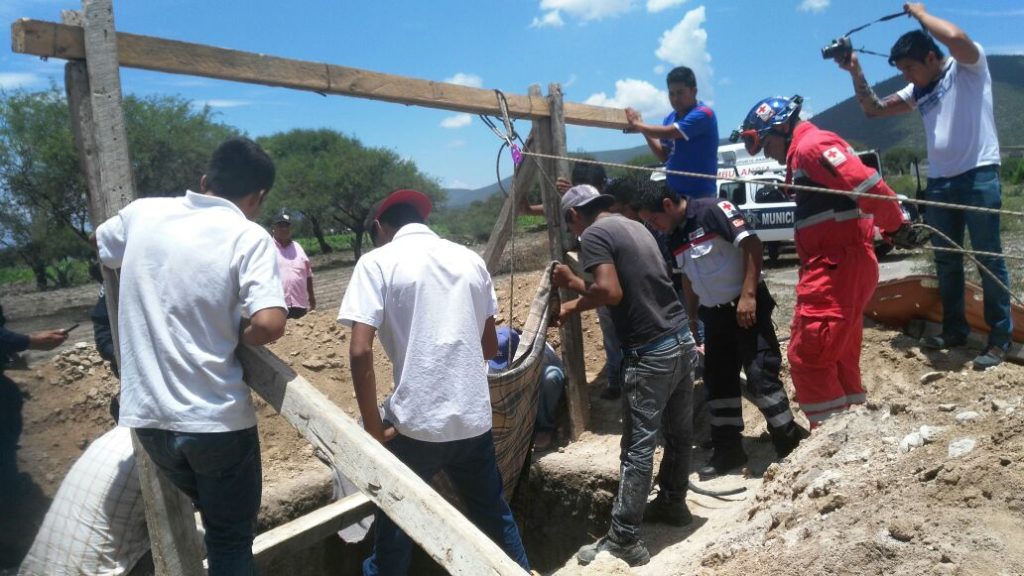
1, 0, 1021, 190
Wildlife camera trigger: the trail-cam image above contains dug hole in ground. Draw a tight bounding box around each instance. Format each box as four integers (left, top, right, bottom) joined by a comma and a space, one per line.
2, 234, 1022, 575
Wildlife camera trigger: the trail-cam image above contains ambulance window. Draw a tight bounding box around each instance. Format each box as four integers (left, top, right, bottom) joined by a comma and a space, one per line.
719, 182, 746, 205
755, 185, 787, 203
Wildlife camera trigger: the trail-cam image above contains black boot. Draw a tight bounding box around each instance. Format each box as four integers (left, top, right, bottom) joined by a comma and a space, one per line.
698, 444, 747, 479
644, 493, 693, 527
770, 422, 810, 458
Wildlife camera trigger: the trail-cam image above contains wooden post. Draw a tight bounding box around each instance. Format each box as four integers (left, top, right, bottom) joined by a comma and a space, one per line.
236, 345, 529, 576
66, 2, 205, 574
538, 85, 590, 439
482, 125, 538, 274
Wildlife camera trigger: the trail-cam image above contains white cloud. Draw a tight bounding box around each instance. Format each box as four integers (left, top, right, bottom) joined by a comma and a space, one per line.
797, 0, 829, 13
446, 179, 471, 189
193, 99, 252, 109
653, 64, 666, 75
654, 6, 714, 98
444, 73, 484, 88
563, 73, 578, 88
0, 72, 43, 90
533, 0, 635, 26
718, 76, 732, 86
647, 0, 686, 13
584, 78, 668, 120
531, 10, 564, 27
446, 140, 467, 149
440, 114, 472, 129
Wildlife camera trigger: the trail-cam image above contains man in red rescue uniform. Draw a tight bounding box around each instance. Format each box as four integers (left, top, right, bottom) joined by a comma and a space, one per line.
732, 95, 926, 427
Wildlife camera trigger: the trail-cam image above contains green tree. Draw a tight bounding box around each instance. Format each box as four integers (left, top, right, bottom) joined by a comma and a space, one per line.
259, 129, 444, 260
0, 88, 238, 289
126, 96, 238, 197
882, 147, 924, 176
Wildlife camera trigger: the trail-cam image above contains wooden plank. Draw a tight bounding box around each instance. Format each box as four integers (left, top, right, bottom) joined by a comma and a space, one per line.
483, 125, 539, 274
70, 2, 206, 574
252, 493, 373, 568
11, 18, 629, 129
546, 84, 590, 439
236, 344, 529, 576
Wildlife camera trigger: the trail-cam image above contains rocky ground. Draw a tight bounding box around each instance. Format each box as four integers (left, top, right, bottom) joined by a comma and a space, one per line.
3, 231, 1023, 575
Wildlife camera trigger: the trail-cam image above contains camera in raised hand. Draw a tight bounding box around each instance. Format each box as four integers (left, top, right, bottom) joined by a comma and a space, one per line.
821, 36, 852, 64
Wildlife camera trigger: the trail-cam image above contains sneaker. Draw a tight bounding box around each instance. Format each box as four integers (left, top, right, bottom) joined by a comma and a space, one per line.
644, 494, 693, 527
973, 345, 1007, 370
698, 445, 748, 479
770, 423, 811, 459
576, 536, 650, 567
600, 386, 621, 400
920, 333, 967, 350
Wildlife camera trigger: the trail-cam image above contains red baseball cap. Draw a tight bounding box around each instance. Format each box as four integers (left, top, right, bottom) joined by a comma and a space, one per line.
373, 189, 432, 222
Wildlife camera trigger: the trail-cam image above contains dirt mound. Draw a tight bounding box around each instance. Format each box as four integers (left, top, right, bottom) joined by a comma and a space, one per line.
697, 329, 1024, 576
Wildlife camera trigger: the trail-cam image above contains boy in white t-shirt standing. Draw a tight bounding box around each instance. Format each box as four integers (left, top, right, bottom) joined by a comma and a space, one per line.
835, 3, 1012, 369
338, 189, 529, 576
96, 137, 287, 575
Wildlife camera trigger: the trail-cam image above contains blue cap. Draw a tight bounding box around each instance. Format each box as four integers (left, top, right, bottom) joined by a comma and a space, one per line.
489, 326, 520, 372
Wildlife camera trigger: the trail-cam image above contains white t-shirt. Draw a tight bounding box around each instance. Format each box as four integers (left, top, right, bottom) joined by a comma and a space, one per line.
896, 43, 1001, 178
19, 427, 149, 576
96, 191, 286, 432
338, 223, 498, 443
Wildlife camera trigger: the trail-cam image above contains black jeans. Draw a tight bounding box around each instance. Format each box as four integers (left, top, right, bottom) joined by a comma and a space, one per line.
609, 328, 695, 544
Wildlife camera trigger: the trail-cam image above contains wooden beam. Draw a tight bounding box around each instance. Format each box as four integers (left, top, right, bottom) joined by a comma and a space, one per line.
545, 84, 590, 439
11, 18, 630, 130
236, 344, 529, 576
251, 493, 373, 569
483, 125, 539, 274
68, 2, 205, 574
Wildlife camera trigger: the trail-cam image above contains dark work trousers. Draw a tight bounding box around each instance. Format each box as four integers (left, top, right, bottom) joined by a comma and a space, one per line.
700, 282, 796, 448
0, 374, 23, 508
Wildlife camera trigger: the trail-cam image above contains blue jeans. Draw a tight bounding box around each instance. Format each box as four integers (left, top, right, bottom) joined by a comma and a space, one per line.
925, 165, 1013, 348
363, 430, 529, 575
135, 427, 262, 576
610, 328, 695, 544
535, 365, 565, 432
597, 306, 622, 391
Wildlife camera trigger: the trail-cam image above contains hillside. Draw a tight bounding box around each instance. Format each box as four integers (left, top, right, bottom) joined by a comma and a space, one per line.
446, 55, 1024, 208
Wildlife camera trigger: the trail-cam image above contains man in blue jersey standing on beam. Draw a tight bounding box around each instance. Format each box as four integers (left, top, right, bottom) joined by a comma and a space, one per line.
625, 65, 719, 200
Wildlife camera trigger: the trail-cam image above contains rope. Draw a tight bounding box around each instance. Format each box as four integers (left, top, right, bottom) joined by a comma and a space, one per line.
518, 151, 1024, 218
514, 149, 1022, 302
481, 90, 526, 343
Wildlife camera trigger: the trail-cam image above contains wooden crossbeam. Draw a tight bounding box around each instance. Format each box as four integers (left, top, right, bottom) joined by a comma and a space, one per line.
11, 18, 630, 130
236, 344, 529, 576
251, 493, 373, 569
